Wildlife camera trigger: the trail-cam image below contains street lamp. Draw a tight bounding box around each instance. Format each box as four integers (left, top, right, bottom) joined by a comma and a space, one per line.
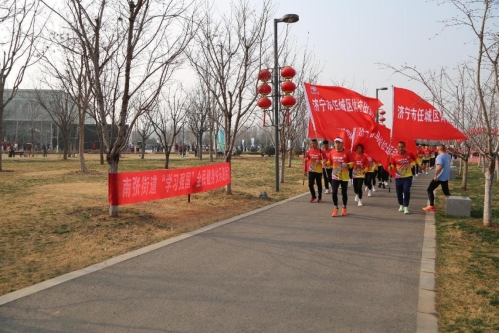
375, 87, 388, 123
273, 13, 299, 192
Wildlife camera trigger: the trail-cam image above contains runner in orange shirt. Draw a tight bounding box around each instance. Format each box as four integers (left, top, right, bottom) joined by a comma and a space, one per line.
389, 141, 419, 214
352, 144, 369, 207
304, 139, 324, 202
329, 137, 353, 217
321, 140, 333, 194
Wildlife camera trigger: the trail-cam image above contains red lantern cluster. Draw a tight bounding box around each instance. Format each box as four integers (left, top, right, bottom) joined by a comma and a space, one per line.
280, 66, 296, 125
378, 109, 386, 124
256, 66, 297, 126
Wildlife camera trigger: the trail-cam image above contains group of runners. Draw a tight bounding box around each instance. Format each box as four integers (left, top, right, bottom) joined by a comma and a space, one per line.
303, 139, 452, 217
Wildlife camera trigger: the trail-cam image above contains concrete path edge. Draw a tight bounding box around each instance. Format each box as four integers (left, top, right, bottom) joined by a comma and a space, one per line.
416, 210, 439, 333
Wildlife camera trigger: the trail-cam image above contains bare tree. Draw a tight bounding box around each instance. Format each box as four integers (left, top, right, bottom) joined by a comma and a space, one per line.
135, 114, 154, 160
186, 0, 273, 194
34, 89, 78, 160
381, 0, 499, 226
149, 85, 186, 169
0, 0, 46, 171
186, 83, 210, 159
39, 28, 94, 172
42, 0, 197, 216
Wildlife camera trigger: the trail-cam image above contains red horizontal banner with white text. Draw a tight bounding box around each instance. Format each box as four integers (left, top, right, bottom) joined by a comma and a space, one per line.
108, 163, 231, 206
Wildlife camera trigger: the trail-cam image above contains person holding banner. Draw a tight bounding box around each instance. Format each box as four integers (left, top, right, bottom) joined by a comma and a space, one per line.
321, 140, 333, 194
422, 145, 452, 212
329, 137, 353, 217
389, 141, 419, 214
304, 139, 324, 203
352, 144, 369, 207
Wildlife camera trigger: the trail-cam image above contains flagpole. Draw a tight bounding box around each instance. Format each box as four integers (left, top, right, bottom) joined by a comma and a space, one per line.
388, 85, 396, 193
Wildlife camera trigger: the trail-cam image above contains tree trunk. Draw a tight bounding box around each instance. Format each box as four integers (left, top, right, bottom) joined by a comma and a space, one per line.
280, 148, 286, 183
100, 145, 105, 165
108, 154, 120, 217
78, 119, 87, 173
224, 157, 232, 194
288, 146, 293, 168
461, 158, 468, 190
483, 164, 494, 227
164, 151, 170, 169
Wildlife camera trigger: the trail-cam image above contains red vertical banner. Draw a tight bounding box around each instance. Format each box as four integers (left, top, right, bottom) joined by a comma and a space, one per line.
392, 87, 467, 141
108, 162, 231, 206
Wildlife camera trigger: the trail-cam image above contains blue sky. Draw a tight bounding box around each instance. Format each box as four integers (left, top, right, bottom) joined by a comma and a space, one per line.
240, 0, 476, 127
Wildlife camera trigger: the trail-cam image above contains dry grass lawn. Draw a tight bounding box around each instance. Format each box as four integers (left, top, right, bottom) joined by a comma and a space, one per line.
436, 166, 499, 332
0, 152, 307, 296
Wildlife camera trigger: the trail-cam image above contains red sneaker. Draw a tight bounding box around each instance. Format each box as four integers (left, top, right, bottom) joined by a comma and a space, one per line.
310, 198, 316, 203
341, 207, 347, 216
317, 199, 322, 203
422, 206, 436, 212
331, 208, 339, 217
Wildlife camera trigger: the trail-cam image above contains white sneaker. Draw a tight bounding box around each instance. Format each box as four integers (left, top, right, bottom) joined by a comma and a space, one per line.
358, 199, 362, 206
372, 187, 376, 192
384, 181, 388, 186
325, 189, 329, 194
367, 190, 372, 197
425, 172, 428, 175
415, 173, 418, 177
354, 194, 359, 202
365, 186, 368, 192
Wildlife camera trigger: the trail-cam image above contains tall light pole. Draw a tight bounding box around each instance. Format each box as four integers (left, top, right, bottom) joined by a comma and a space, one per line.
375, 87, 388, 123
273, 13, 299, 192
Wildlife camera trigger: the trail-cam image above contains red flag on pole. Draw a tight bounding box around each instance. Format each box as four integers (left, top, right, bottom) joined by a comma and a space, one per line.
392, 87, 467, 141
304, 83, 380, 140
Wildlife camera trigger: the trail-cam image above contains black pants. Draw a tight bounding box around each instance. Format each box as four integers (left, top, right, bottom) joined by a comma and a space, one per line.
353, 178, 364, 199
322, 168, 332, 189
427, 180, 451, 206
377, 166, 389, 182
364, 172, 375, 190
308, 172, 322, 200
331, 179, 348, 207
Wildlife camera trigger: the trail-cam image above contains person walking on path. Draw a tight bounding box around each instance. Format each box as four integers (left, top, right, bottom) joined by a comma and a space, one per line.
389, 141, 420, 214
423, 145, 452, 212
329, 137, 353, 217
304, 139, 324, 203
321, 140, 333, 194
352, 144, 369, 207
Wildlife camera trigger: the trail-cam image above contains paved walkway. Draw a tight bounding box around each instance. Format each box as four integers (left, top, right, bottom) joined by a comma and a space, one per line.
0, 174, 438, 333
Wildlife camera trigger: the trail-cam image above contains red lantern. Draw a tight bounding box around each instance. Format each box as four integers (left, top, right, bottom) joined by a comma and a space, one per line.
281, 95, 296, 109
258, 83, 272, 96
258, 97, 272, 109
379, 110, 386, 115
379, 117, 386, 122
280, 66, 296, 79
281, 80, 296, 94
258, 69, 272, 82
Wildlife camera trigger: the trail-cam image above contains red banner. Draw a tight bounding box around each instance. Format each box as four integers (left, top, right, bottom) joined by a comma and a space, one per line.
392, 87, 467, 141
348, 123, 397, 169
108, 163, 231, 206
304, 83, 380, 140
